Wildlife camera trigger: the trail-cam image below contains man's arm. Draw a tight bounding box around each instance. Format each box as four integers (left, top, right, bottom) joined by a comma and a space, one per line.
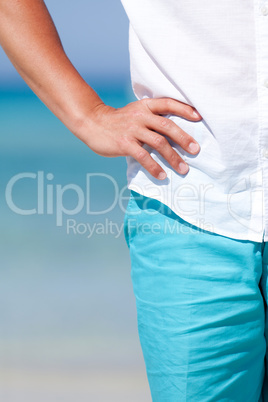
0, 0, 202, 180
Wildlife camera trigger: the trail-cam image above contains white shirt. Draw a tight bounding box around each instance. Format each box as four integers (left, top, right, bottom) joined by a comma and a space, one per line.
120, 0, 268, 243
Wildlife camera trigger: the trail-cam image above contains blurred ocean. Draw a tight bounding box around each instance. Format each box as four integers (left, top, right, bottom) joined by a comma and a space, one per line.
0, 82, 151, 401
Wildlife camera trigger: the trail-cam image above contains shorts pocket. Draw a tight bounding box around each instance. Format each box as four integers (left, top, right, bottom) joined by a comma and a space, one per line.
123, 191, 135, 248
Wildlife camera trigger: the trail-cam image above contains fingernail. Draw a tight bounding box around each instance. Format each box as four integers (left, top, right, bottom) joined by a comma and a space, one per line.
193, 110, 201, 118
189, 142, 200, 153
178, 162, 189, 174
158, 171, 167, 180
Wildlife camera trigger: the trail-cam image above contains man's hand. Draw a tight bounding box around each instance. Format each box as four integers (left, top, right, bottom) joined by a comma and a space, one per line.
78, 99, 201, 180
0, 0, 201, 180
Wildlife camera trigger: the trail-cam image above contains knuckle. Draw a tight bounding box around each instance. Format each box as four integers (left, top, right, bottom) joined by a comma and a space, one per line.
169, 151, 180, 165
159, 118, 170, 129
177, 131, 187, 144
135, 148, 148, 162
131, 109, 145, 119
152, 135, 167, 148
140, 98, 149, 107
127, 124, 136, 132
142, 97, 154, 110
163, 98, 172, 108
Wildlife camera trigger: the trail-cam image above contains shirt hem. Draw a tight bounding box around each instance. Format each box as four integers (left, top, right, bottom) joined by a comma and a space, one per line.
127, 183, 265, 244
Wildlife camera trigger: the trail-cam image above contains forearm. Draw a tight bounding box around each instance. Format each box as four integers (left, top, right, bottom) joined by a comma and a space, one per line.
0, 0, 104, 137
0, 0, 202, 180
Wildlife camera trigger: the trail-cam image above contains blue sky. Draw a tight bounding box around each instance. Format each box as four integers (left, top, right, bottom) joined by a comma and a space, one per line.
0, 0, 130, 87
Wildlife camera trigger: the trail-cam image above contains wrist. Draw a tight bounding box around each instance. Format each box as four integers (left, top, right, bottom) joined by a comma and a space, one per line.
48, 78, 105, 141
71, 102, 115, 149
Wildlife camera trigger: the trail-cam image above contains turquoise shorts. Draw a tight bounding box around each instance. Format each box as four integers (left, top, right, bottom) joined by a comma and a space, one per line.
123, 190, 268, 402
